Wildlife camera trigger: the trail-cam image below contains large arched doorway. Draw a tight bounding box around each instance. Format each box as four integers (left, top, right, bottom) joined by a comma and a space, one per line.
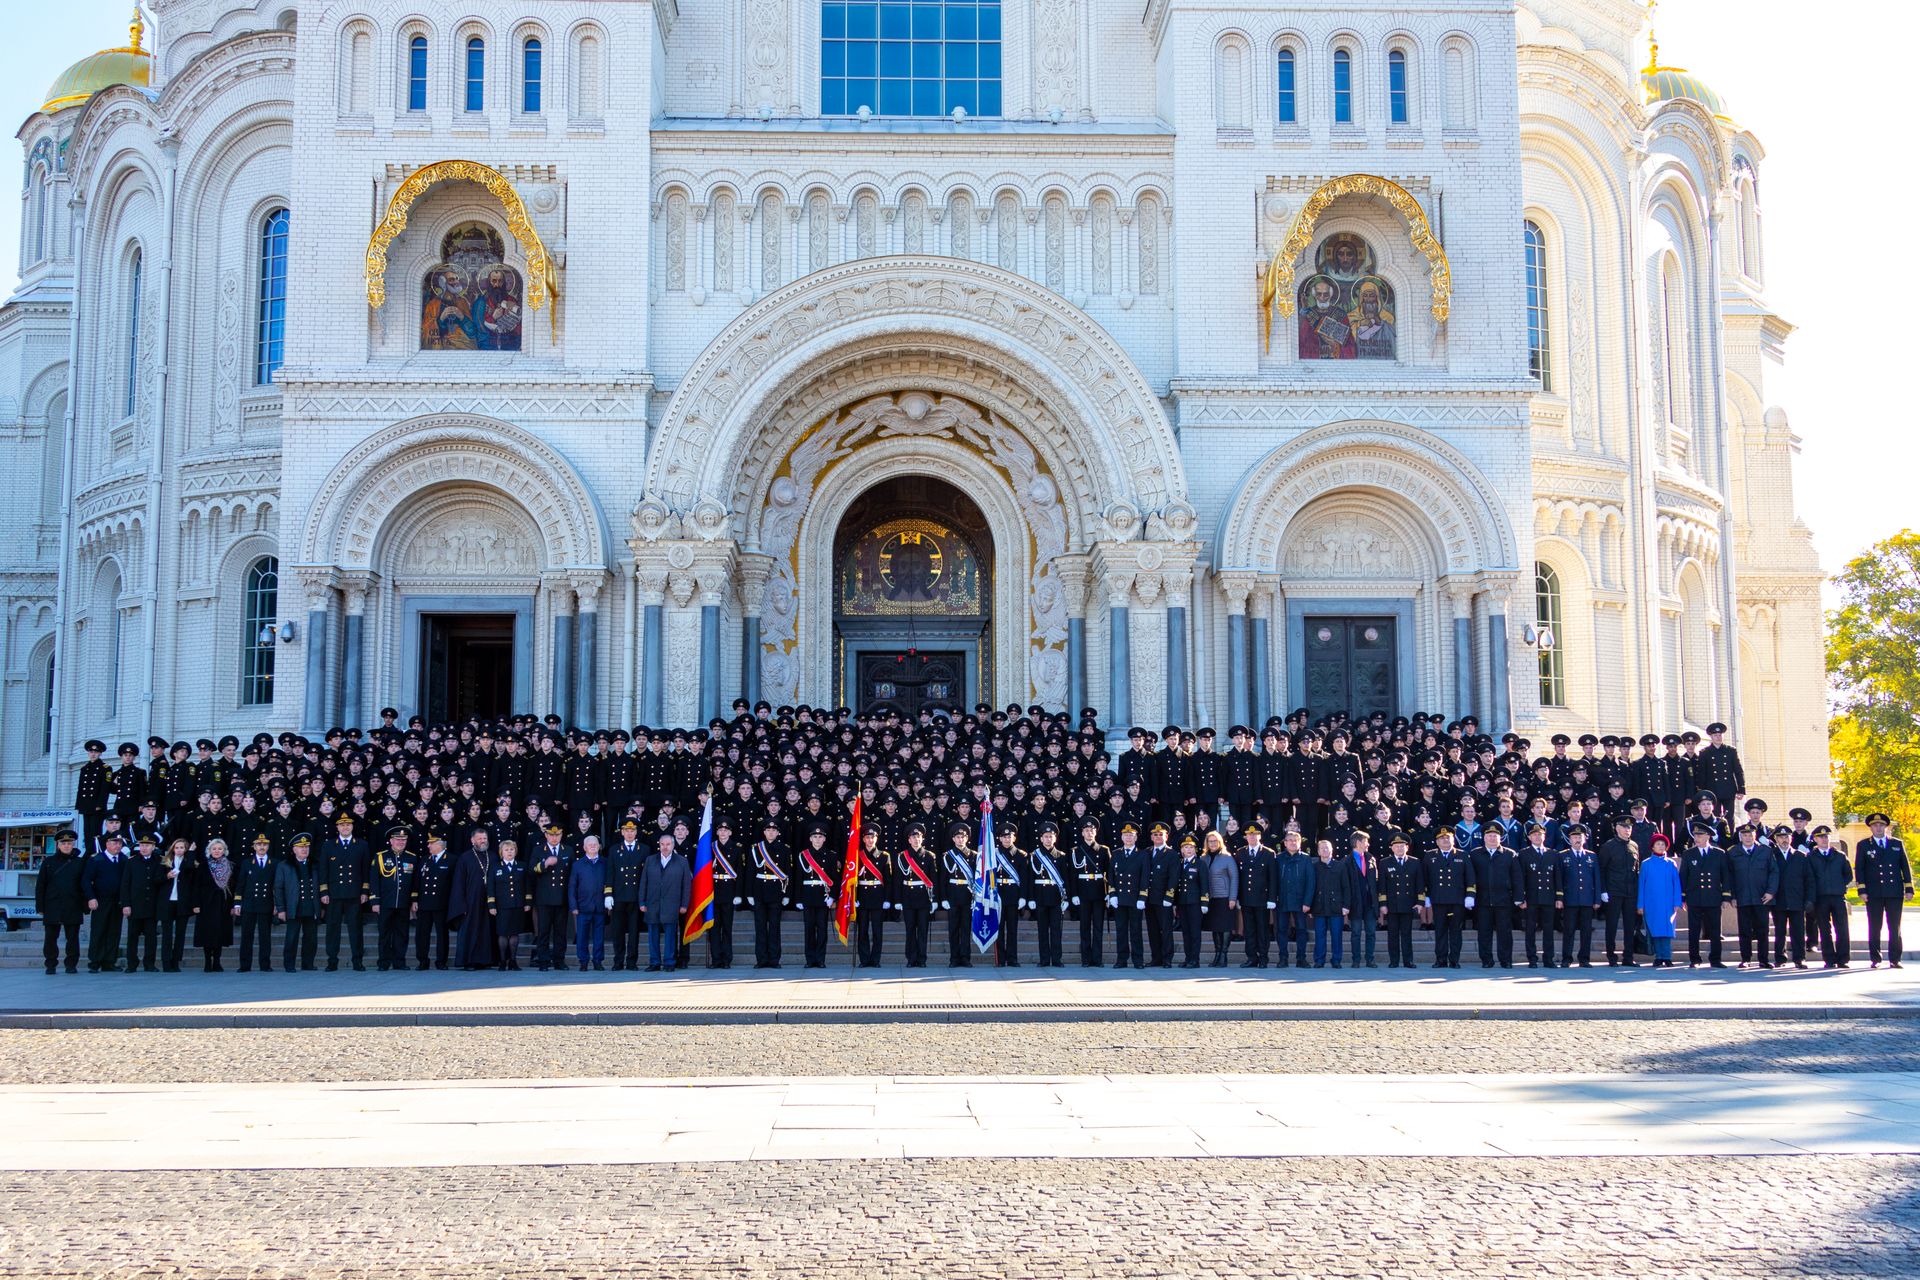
832, 476, 991, 715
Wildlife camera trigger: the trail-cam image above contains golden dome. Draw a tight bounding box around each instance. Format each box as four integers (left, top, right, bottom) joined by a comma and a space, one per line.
1642, 67, 1730, 122
42, 6, 152, 114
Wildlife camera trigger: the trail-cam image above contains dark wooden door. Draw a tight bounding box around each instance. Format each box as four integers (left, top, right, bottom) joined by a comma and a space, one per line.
1302, 617, 1398, 719
856, 651, 965, 718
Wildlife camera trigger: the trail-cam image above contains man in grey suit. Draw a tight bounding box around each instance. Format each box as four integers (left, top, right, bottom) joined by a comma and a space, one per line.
640, 833, 693, 972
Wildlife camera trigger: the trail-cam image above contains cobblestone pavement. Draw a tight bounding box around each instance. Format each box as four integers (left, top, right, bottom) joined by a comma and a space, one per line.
6, 1017, 1919, 1084
1, 1157, 1913, 1278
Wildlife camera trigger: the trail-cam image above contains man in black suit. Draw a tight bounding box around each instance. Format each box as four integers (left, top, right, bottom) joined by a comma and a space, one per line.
320, 815, 370, 971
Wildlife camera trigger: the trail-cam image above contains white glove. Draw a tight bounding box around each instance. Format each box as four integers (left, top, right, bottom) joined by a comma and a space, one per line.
1136, 900, 1147, 911
732, 896, 742, 905
1600, 892, 1609, 903
941, 900, 950, 911
1464, 895, 1475, 909
1266, 901, 1276, 910
1072, 896, 1081, 906
1018, 898, 1028, 910
1106, 895, 1118, 908
603, 894, 614, 911
882, 901, 892, 910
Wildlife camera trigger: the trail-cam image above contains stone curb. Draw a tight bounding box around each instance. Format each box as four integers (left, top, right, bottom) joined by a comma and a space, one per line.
6, 1002, 1919, 1029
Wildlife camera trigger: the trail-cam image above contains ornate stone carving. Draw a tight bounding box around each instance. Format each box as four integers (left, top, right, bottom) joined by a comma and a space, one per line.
1102, 502, 1142, 543
1090, 196, 1111, 294
214, 269, 242, 437
1032, 0, 1082, 118
1568, 280, 1595, 444
742, 0, 790, 112
1285, 512, 1408, 576
1147, 500, 1197, 542
399, 507, 540, 576
632, 495, 682, 542
301, 416, 610, 573
365, 160, 557, 312
750, 391, 1069, 706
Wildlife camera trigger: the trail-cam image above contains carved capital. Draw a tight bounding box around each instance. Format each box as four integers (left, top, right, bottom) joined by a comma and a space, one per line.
542, 572, 577, 613
1216, 572, 1255, 614
736, 551, 777, 617
570, 570, 609, 612
634, 567, 669, 605
338, 570, 378, 615
1052, 554, 1092, 617
291, 565, 341, 613
665, 570, 697, 609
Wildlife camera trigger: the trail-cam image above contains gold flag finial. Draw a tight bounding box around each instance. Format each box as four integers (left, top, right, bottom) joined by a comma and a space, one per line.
1644, 0, 1661, 75
129, 5, 146, 54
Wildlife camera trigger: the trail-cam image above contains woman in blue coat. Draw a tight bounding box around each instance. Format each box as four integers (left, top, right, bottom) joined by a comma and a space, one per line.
1637, 833, 1684, 968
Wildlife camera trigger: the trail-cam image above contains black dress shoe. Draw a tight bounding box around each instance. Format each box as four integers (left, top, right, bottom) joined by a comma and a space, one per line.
352, 962, 365, 972
326, 962, 339, 972
645, 963, 661, 972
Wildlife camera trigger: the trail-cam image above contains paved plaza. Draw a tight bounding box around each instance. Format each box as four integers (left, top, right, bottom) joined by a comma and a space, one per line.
5, 974, 1917, 1276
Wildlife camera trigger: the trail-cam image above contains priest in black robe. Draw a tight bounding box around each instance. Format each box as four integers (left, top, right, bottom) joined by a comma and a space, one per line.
448, 829, 498, 969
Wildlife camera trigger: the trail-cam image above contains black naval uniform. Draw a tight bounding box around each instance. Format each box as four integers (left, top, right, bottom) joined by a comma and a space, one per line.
530, 838, 574, 971
1025, 839, 1069, 967
370, 841, 414, 971
608, 837, 647, 970
1110, 841, 1149, 969
749, 837, 791, 968
1070, 838, 1111, 966
895, 839, 939, 969
707, 834, 742, 969
942, 842, 976, 967
1174, 853, 1207, 967
413, 848, 455, 970
1378, 848, 1425, 969
793, 838, 837, 968
854, 842, 893, 968
1424, 847, 1471, 969
1145, 841, 1178, 968
234, 850, 277, 971
991, 841, 1025, 967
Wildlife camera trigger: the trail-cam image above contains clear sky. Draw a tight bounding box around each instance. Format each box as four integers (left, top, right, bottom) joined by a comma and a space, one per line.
1, 1, 1911, 574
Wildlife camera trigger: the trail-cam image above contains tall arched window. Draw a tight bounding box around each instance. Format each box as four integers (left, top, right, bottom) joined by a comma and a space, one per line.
522, 38, 543, 112
40, 645, 55, 756
1332, 49, 1353, 123
1524, 220, 1550, 391
1661, 255, 1686, 428
465, 37, 486, 111
124, 249, 143, 419
407, 35, 428, 111
1276, 49, 1297, 122
1388, 49, 1408, 123
1535, 562, 1566, 708
241, 556, 279, 706
256, 208, 289, 386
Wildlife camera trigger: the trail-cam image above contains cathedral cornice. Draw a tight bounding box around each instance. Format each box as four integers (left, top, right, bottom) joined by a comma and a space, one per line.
277, 368, 654, 422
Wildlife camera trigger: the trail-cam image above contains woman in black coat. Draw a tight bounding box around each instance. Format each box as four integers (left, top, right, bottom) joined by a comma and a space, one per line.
488, 840, 534, 970
191, 837, 238, 970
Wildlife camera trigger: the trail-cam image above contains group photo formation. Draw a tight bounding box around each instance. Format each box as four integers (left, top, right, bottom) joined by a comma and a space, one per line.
38, 704, 1910, 980
3, 1, 1917, 1275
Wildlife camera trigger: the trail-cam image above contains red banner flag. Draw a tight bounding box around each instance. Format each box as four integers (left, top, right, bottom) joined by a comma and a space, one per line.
835, 796, 862, 946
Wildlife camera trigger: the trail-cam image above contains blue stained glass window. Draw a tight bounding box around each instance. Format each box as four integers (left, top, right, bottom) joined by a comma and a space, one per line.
821, 0, 1001, 117
408, 36, 428, 111
1389, 49, 1408, 123
1277, 49, 1296, 122
256, 209, 289, 387
1525, 220, 1551, 391
1333, 49, 1353, 124
465, 37, 485, 112
522, 39, 542, 113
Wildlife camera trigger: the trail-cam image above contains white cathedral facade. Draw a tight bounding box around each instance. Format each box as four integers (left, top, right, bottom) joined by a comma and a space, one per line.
0, 0, 1832, 813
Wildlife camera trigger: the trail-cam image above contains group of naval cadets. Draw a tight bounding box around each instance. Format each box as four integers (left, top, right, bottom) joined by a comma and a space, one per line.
37, 702, 1911, 977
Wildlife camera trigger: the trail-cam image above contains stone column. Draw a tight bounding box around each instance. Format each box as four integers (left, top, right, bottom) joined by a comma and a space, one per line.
547, 576, 575, 727
1165, 567, 1193, 726
736, 552, 775, 709
636, 568, 667, 726
338, 572, 375, 730
297, 569, 337, 736
694, 564, 729, 725
1250, 583, 1275, 728
1055, 556, 1091, 717
1485, 579, 1512, 736
1105, 572, 1133, 733
1445, 578, 1477, 723
572, 572, 605, 732
1218, 574, 1252, 731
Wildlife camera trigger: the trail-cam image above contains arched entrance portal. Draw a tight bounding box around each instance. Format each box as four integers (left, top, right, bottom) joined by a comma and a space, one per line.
832, 477, 991, 716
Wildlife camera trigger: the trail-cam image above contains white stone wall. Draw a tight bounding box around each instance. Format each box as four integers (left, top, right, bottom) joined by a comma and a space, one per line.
0, 0, 1834, 818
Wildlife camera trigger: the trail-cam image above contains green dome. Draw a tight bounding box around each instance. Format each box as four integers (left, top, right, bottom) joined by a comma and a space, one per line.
1642, 67, 1730, 123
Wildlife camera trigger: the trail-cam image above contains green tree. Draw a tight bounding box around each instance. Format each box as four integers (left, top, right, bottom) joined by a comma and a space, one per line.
1827, 529, 1920, 832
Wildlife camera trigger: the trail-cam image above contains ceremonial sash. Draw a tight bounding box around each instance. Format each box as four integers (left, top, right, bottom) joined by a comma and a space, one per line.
799, 846, 833, 886
989, 845, 1023, 881
857, 849, 887, 883
899, 847, 937, 892
753, 841, 789, 884
944, 849, 973, 881
1031, 846, 1068, 894
712, 843, 738, 879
